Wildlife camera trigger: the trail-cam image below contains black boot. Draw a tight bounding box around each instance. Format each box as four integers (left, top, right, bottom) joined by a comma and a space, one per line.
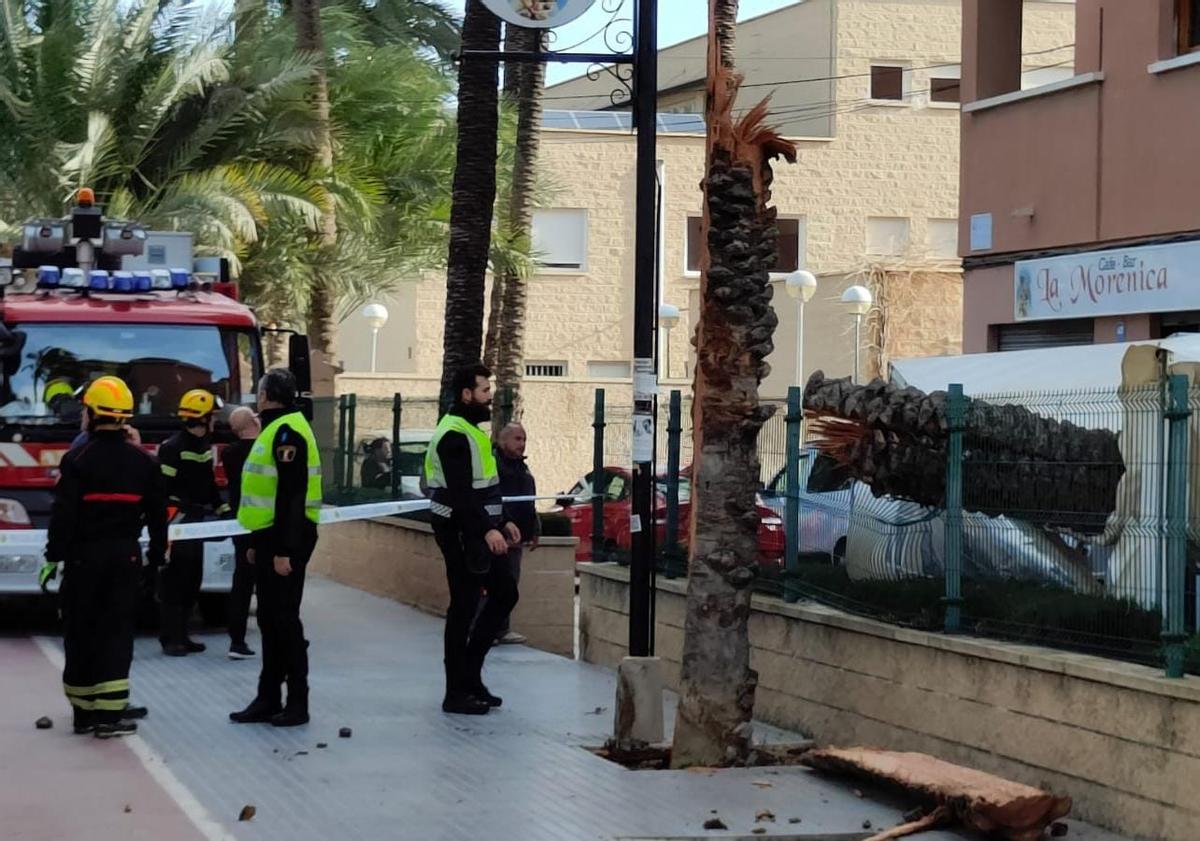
469, 682, 502, 708
271, 705, 310, 727
229, 698, 282, 723
120, 704, 148, 720
442, 691, 490, 715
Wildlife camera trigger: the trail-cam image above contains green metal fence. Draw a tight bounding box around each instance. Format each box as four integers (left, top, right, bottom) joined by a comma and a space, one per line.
584, 382, 1200, 678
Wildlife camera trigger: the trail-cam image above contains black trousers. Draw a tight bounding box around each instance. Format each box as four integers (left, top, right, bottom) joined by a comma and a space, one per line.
433, 519, 519, 694
228, 536, 255, 646
159, 538, 203, 645
254, 528, 317, 711
61, 543, 140, 724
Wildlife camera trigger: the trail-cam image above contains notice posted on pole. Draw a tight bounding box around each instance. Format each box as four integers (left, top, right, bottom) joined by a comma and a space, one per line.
632, 357, 655, 463
630, 514, 642, 534
632, 413, 653, 463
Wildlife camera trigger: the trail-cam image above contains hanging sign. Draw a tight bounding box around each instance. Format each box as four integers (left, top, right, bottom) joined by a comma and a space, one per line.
482, 0, 597, 29
1014, 240, 1200, 322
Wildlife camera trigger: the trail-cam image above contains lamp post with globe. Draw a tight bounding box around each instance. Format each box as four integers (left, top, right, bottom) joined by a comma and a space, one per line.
658, 302, 680, 380
361, 303, 389, 373
840, 285, 873, 384
784, 270, 817, 390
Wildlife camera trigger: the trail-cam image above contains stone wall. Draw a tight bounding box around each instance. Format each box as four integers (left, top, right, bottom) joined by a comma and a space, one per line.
310, 518, 578, 657
579, 563, 1200, 841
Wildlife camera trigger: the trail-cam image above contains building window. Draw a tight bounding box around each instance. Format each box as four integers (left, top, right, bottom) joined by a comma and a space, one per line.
930, 77, 960, 104
525, 361, 567, 378
866, 218, 911, 256
686, 216, 802, 274
532, 209, 587, 271
927, 219, 958, 259
587, 361, 632, 379
1181, 0, 1200, 53
870, 65, 905, 101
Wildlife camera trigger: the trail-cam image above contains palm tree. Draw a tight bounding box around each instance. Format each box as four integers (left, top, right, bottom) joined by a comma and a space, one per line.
438, 0, 501, 412
670, 0, 797, 768
0, 0, 322, 263
484, 25, 545, 432
292, 0, 340, 363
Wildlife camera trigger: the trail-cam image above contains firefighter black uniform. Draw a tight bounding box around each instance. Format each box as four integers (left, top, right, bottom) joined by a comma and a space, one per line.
44, 376, 168, 738
158, 390, 229, 655
230, 369, 321, 728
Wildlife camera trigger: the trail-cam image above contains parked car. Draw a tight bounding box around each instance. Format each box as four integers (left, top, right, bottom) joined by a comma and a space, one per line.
555, 465, 784, 565
759, 448, 853, 564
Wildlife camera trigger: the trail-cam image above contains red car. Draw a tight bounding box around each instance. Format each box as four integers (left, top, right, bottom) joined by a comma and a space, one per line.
555, 466, 784, 565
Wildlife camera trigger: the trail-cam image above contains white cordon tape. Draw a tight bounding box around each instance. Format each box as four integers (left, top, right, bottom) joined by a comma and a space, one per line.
0, 494, 594, 552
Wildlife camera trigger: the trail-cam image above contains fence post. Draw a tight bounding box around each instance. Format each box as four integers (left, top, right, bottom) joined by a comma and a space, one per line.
784, 386, 803, 603
391, 392, 403, 499
345, 393, 357, 489
498, 386, 515, 426
663, 390, 683, 577
592, 389, 606, 562
943, 383, 965, 633
1164, 374, 1190, 678
335, 394, 348, 492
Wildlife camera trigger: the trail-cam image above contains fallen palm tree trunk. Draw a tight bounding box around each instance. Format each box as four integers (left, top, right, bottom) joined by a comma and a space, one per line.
803, 372, 1125, 534
802, 748, 1071, 841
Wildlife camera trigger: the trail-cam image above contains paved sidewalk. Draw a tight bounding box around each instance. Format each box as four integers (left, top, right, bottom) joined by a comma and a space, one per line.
10, 577, 1134, 841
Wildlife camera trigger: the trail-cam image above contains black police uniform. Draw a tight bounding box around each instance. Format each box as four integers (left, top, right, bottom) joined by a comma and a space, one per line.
230, 407, 318, 726
430, 402, 518, 713
158, 428, 228, 652
47, 430, 168, 733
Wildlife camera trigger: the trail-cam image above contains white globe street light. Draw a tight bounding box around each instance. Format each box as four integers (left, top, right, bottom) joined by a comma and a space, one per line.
785, 270, 818, 390
361, 303, 389, 373
840, 285, 873, 383
658, 303, 680, 380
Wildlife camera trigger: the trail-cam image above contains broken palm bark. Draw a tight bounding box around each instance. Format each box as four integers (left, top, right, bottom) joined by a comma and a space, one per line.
671, 0, 796, 769
804, 372, 1124, 534
802, 748, 1071, 841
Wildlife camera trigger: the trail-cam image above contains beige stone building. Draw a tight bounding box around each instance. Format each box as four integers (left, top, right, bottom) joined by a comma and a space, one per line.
336, 0, 1076, 495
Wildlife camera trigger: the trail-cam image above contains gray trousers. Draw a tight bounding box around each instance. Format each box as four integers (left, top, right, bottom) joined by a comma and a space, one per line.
496, 548, 522, 636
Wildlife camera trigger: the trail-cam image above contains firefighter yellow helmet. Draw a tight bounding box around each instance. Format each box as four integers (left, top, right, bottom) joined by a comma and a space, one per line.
82, 376, 135, 421
179, 389, 220, 420
44, 379, 75, 405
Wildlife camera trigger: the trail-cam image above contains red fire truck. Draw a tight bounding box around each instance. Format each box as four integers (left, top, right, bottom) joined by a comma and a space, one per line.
0, 191, 311, 620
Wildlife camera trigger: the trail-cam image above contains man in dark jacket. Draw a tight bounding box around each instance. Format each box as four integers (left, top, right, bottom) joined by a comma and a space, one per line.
221, 406, 260, 660
157, 389, 229, 656
493, 423, 539, 645
425, 364, 520, 715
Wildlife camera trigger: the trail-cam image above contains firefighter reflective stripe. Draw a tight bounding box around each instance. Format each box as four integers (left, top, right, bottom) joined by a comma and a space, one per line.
423, 415, 498, 490
83, 489, 142, 501
64, 678, 130, 710
64, 679, 129, 696
161, 463, 178, 477
237, 412, 322, 532
180, 449, 214, 463
430, 501, 453, 518
485, 504, 503, 516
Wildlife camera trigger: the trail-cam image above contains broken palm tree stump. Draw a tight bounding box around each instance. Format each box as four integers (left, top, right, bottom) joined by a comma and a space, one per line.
671, 0, 797, 770
802, 747, 1071, 841
803, 372, 1124, 534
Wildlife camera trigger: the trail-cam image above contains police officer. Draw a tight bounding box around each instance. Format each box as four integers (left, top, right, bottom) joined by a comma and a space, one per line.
229, 369, 321, 728
158, 389, 229, 656
426, 364, 520, 716
41, 376, 168, 738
